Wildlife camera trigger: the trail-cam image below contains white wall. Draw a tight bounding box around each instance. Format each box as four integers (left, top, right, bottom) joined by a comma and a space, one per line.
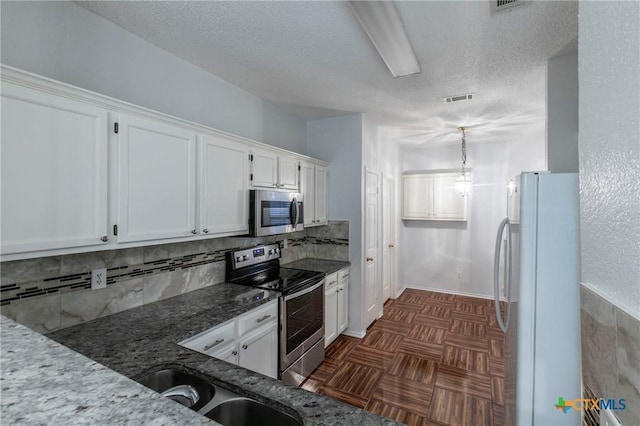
578, 1, 640, 319
0, 1, 306, 154
547, 53, 579, 173
399, 125, 545, 298
307, 114, 365, 334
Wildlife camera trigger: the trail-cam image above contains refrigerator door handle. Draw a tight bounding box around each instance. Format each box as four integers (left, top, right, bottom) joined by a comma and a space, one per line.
494, 217, 511, 333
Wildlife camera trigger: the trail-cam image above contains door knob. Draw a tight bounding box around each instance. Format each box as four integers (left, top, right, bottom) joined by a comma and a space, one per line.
366, 257, 374, 262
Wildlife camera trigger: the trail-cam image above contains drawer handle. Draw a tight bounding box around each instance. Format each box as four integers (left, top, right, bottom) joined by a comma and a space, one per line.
256, 314, 272, 323
242, 345, 248, 350
203, 339, 224, 351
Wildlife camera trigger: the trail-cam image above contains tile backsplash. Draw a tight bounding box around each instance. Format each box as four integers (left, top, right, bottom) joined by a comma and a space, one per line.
1, 221, 349, 334
580, 284, 640, 425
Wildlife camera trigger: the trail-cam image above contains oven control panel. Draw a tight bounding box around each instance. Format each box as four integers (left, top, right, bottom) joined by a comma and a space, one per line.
230, 243, 281, 269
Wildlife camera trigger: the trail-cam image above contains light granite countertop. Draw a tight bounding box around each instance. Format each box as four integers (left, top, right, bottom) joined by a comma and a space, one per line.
282, 258, 351, 275
0, 315, 213, 425
5, 279, 396, 425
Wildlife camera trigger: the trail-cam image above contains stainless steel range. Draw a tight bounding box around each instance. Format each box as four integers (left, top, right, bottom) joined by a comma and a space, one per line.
226, 244, 325, 386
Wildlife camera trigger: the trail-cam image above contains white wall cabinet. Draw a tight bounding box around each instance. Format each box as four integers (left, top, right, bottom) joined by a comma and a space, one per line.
324, 267, 349, 347
300, 161, 328, 227
0, 66, 330, 261
251, 148, 299, 190
179, 300, 278, 379
1, 82, 109, 255
199, 135, 250, 236
115, 114, 197, 243
402, 173, 468, 221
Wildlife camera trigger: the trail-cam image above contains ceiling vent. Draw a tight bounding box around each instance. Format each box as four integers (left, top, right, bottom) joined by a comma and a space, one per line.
492, 0, 528, 14
443, 93, 474, 103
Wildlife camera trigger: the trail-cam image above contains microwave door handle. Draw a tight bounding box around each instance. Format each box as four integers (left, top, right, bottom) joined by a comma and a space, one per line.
291, 198, 299, 230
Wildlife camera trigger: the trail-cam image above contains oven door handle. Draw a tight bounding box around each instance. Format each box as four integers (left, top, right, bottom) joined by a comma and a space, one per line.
283, 279, 325, 301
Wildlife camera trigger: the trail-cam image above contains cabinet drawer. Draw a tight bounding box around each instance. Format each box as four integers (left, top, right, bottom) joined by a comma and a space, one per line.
338, 268, 350, 281
325, 272, 338, 290
180, 321, 235, 355
238, 300, 277, 336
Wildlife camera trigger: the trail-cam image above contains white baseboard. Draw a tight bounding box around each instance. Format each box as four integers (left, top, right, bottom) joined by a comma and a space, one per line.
342, 328, 366, 339
394, 285, 406, 299
399, 284, 504, 301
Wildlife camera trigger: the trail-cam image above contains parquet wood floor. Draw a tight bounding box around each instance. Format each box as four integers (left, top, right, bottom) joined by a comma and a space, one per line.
300, 289, 506, 426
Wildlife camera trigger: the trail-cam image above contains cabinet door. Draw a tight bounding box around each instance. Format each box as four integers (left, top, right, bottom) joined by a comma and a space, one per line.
314, 165, 328, 225
433, 175, 467, 220
1, 84, 108, 255
324, 286, 339, 347
251, 149, 278, 188
211, 344, 239, 365
299, 162, 316, 226
402, 175, 433, 219
238, 323, 278, 379
200, 135, 249, 235
278, 156, 299, 190
116, 114, 196, 242
337, 280, 349, 334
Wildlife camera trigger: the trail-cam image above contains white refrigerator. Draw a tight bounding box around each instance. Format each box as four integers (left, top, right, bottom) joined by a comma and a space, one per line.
493, 172, 581, 426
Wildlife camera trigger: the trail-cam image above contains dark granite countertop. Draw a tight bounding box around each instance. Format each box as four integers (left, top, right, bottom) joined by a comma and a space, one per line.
283, 258, 351, 275
47, 283, 396, 426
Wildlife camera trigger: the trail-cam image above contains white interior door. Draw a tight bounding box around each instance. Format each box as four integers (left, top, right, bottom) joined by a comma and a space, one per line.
382, 175, 396, 303
364, 168, 380, 327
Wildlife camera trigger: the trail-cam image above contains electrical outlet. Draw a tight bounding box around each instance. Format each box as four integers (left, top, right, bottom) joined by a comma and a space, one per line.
91, 268, 107, 290
457, 271, 462, 280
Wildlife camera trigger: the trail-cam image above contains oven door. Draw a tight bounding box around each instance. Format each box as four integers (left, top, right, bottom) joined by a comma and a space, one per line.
280, 279, 325, 370
250, 190, 304, 237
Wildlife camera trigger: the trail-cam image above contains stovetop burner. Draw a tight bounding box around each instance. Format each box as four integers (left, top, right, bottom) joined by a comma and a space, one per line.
226, 244, 324, 295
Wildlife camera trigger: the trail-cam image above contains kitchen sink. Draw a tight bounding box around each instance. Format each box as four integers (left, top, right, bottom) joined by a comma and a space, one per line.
204, 397, 301, 426
136, 368, 301, 425
136, 369, 215, 411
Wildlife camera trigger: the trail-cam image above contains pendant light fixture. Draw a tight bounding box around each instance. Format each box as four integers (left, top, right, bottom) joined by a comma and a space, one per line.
455, 126, 472, 197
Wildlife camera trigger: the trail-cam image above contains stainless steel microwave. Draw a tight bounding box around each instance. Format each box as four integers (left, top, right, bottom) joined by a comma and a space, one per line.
249, 190, 304, 236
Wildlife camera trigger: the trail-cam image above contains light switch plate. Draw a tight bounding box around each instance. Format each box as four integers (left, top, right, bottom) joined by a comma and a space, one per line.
91, 268, 107, 290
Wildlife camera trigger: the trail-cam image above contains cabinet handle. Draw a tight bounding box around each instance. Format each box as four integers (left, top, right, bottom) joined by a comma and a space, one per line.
366, 257, 374, 262
101, 236, 108, 242
388, 244, 395, 248
232, 351, 238, 356
203, 229, 209, 234
242, 345, 248, 350
191, 229, 197, 235
203, 339, 224, 351
256, 314, 271, 323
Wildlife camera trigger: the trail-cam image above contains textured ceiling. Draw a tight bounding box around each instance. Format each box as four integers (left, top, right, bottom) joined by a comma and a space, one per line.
76, 1, 578, 144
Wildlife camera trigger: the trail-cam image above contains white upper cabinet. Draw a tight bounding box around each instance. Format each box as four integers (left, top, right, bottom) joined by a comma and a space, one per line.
402, 175, 434, 219
1, 83, 109, 255
314, 165, 328, 224
300, 161, 328, 227
115, 114, 197, 243
402, 173, 468, 221
199, 135, 249, 236
0, 67, 330, 260
251, 148, 299, 191
251, 148, 279, 188
300, 162, 316, 226
277, 156, 299, 190
433, 174, 468, 220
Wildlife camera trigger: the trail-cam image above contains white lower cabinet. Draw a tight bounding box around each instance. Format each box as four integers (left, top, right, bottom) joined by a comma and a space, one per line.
179, 300, 278, 379
324, 267, 350, 348
238, 322, 278, 378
